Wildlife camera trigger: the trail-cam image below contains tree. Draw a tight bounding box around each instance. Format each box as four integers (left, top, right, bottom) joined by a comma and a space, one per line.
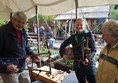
109, 5, 118, 20
29, 15, 56, 22
0, 19, 7, 27
28, 15, 56, 31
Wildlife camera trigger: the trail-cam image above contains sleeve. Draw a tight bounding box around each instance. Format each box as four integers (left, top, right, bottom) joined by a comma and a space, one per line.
0, 59, 8, 73
0, 28, 8, 73
24, 29, 34, 55
26, 46, 34, 55
25, 34, 35, 60
88, 31, 97, 59
59, 36, 73, 57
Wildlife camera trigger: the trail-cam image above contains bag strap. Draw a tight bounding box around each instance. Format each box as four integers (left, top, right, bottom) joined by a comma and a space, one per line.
73, 34, 85, 49
100, 53, 118, 67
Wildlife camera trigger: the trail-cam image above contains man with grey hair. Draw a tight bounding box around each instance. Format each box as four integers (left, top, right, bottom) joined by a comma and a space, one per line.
96, 19, 118, 83
0, 11, 40, 83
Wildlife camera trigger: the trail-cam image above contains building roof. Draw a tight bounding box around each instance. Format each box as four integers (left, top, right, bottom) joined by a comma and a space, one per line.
55, 5, 109, 20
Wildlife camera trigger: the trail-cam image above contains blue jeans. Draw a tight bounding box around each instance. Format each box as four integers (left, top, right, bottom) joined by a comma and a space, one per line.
75, 65, 97, 83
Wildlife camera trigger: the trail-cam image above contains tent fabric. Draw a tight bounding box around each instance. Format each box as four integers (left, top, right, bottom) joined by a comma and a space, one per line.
0, 0, 117, 20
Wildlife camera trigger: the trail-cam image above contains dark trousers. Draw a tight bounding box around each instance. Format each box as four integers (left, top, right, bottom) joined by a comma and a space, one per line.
74, 65, 97, 83
75, 72, 97, 83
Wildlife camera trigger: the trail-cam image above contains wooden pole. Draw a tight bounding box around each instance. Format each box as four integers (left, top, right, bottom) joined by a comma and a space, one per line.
35, 5, 40, 54
75, 0, 78, 20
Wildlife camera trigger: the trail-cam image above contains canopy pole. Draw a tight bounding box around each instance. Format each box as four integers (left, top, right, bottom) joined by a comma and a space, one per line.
75, 0, 78, 20
10, 12, 12, 20
35, 5, 40, 54
35, 5, 42, 67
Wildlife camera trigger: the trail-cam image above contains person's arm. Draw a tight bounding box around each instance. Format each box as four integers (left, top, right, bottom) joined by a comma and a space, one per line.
24, 30, 41, 64
25, 45, 34, 55
23, 29, 34, 55
0, 27, 11, 73
25, 44, 41, 64
59, 36, 73, 57
88, 31, 97, 59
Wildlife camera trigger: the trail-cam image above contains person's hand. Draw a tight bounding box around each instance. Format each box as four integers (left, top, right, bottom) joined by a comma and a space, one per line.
26, 57, 32, 64
82, 58, 90, 66
7, 64, 19, 72
63, 55, 72, 60
33, 55, 41, 63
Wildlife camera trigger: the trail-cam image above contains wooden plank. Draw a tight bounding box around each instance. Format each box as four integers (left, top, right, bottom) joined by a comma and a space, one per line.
27, 36, 38, 39
31, 66, 68, 83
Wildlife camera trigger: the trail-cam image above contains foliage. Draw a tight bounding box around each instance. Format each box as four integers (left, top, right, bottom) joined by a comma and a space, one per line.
109, 10, 118, 20
24, 24, 29, 32
94, 27, 102, 34
40, 43, 48, 53
29, 15, 56, 22
109, 5, 118, 20
0, 19, 7, 27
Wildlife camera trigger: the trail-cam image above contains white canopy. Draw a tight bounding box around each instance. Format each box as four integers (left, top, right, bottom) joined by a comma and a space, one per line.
0, 0, 118, 20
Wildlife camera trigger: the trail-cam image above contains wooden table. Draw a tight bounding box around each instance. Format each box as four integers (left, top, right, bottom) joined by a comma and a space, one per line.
30, 66, 68, 83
